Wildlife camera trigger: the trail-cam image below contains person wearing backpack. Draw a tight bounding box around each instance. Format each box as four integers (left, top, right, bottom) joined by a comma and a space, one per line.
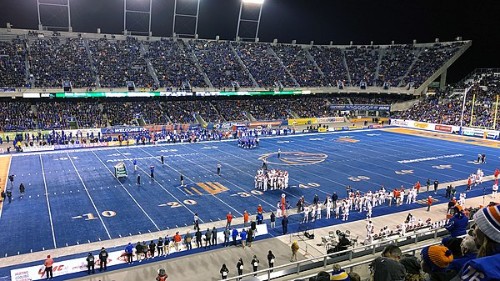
220, 264, 229, 280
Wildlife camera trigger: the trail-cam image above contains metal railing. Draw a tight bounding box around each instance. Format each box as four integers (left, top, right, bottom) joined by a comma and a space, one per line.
219, 222, 468, 281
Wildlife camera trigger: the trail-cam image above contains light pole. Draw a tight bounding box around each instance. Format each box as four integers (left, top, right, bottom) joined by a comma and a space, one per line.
172, 0, 201, 38
459, 84, 474, 135
124, 0, 153, 36
36, 0, 72, 32
236, 0, 265, 41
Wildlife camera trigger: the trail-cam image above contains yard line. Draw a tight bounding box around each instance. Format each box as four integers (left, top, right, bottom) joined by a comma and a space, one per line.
67, 153, 112, 239
178, 145, 278, 209
112, 149, 202, 221
138, 147, 243, 216
39, 155, 58, 248
184, 144, 304, 203
91, 150, 162, 231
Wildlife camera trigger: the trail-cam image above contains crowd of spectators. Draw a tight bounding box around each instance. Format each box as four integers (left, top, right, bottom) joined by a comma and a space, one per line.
344, 46, 379, 87
146, 39, 207, 89
377, 45, 417, 87
0, 39, 27, 87
0, 35, 466, 91
308, 46, 348, 87
272, 44, 324, 87
29, 37, 96, 88
233, 42, 296, 88
89, 37, 154, 88
188, 40, 253, 89
405, 42, 465, 88
393, 70, 500, 130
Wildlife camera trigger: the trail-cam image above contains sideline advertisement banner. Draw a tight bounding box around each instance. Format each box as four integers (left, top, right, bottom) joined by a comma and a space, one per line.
22, 146, 55, 152
10, 224, 268, 281
316, 117, 345, 123
248, 121, 282, 128
287, 118, 317, 126
435, 125, 452, 133
101, 126, 145, 135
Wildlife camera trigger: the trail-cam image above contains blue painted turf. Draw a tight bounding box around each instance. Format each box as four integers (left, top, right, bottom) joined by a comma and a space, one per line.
1, 129, 498, 256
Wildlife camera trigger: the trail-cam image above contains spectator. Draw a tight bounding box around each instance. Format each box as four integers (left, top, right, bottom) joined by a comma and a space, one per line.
457, 205, 500, 280
400, 255, 424, 281
420, 245, 455, 280
448, 235, 477, 273
330, 263, 350, 280
370, 245, 406, 281
156, 268, 168, 281
220, 264, 229, 280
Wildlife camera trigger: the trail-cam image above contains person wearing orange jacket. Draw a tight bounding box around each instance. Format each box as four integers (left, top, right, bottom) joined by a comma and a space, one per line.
243, 210, 249, 227
427, 196, 433, 212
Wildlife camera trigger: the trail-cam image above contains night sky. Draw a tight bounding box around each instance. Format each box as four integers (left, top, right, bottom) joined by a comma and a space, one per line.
0, 0, 499, 83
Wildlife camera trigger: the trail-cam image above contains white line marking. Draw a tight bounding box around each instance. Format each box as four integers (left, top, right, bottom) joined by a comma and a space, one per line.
92, 150, 162, 231
40, 155, 57, 248
66, 152, 112, 239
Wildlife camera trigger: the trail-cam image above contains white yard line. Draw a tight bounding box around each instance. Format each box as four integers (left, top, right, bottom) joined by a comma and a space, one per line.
39, 154, 58, 248
67, 153, 112, 239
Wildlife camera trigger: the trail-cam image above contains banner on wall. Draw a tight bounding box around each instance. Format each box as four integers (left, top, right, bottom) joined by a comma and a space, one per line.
10, 224, 268, 281
287, 118, 317, 126
316, 117, 345, 123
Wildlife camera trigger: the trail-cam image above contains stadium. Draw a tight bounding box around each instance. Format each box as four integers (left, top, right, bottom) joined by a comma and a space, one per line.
0, 0, 499, 280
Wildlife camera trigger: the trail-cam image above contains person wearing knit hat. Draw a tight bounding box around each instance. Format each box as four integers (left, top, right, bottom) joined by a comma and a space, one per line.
421, 245, 455, 280
330, 264, 350, 281
458, 204, 500, 280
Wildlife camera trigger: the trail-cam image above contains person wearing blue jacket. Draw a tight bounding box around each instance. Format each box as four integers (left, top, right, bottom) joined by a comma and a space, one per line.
445, 205, 468, 237
125, 243, 134, 264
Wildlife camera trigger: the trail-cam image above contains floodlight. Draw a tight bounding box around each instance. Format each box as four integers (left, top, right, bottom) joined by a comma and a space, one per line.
242, 0, 265, 5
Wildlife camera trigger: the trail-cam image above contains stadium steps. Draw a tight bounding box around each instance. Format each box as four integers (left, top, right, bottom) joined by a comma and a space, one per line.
305, 48, 325, 76
245, 111, 258, 122
266, 46, 301, 88
83, 39, 100, 88
180, 40, 214, 88
140, 42, 160, 87
396, 47, 422, 88
341, 49, 352, 86
374, 49, 384, 87
229, 42, 259, 88
414, 41, 472, 95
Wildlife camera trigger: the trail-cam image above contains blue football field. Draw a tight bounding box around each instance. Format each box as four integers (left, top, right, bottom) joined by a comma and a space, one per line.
0, 128, 498, 257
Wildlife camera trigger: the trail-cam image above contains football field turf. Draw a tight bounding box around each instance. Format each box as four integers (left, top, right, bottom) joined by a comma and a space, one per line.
0, 128, 498, 256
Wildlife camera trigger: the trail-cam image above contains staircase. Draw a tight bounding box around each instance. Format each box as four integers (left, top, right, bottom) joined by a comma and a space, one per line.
266, 46, 300, 87
83, 39, 100, 88
180, 40, 214, 88
398, 48, 422, 87
230, 43, 259, 88
341, 49, 352, 86
305, 48, 325, 76
140, 42, 160, 87
374, 49, 383, 87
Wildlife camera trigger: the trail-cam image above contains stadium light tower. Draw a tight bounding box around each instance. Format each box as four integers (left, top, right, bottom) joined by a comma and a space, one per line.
236, 0, 265, 41
36, 0, 72, 32
172, 0, 201, 38
124, 0, 153, 36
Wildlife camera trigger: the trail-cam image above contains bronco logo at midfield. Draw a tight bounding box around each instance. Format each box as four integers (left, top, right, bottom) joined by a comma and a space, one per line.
259, 152, 328, 165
